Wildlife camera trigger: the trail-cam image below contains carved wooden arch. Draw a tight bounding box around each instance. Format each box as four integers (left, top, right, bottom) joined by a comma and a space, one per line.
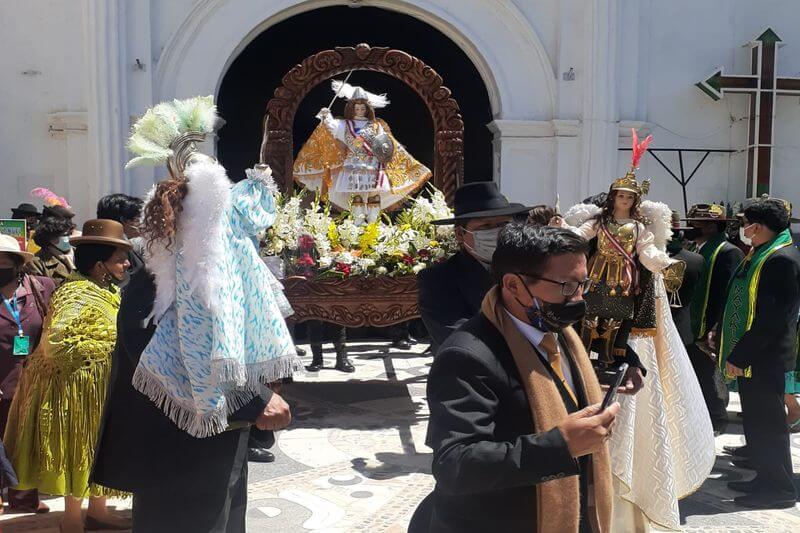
262, 43, 464, 204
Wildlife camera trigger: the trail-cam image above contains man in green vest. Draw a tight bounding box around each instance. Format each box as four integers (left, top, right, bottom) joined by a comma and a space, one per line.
710, 197, 800, 508
683, 204, 743, 434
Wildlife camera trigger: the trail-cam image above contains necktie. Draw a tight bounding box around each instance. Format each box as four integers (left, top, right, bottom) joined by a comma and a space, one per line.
539, 332, 578, 406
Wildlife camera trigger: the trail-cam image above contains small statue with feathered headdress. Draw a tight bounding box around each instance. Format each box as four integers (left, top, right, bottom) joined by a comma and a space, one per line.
293, 81, 432, 223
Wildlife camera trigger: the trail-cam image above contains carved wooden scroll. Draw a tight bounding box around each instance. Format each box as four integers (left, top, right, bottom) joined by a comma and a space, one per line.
282, 275, 420, 327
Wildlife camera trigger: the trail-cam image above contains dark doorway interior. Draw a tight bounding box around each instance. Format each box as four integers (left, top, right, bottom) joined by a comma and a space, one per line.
216, 5, 493, 185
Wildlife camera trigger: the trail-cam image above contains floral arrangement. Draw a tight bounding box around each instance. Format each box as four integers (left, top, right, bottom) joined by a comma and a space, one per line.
261, 186, 457, 279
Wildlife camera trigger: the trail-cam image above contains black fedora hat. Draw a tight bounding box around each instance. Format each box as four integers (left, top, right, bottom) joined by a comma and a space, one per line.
431, 182, 533, 225
11, 203, 41, 219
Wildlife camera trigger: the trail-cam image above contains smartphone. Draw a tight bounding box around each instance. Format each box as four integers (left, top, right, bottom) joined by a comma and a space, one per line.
600, 363, 629, 410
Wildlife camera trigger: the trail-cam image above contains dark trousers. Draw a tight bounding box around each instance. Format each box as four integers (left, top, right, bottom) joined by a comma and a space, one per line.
739, 376, 797, 497
687, 344, 729, 431
308, 321, 346, 349
131, 428, 250, 533
0, 399, 40, 509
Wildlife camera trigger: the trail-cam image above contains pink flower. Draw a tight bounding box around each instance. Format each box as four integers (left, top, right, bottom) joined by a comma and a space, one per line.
336, 262, 352, 277
298, 234, 316, 251
296, 253, 315, 267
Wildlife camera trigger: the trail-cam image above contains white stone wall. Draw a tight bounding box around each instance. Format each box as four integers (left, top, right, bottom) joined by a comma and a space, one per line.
1, 0, 799, 224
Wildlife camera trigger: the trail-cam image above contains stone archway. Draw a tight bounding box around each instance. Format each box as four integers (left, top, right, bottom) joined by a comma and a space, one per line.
262, 43, 464, 203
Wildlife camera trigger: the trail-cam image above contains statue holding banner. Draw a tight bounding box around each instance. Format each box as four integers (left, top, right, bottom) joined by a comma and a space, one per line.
293, 81, 431, 223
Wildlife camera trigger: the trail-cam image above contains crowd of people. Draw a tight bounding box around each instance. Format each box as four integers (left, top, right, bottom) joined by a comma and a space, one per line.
0, 96, 797, 533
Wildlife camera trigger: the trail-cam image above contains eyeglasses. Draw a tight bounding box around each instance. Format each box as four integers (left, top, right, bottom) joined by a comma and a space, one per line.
516, 273, 592, 296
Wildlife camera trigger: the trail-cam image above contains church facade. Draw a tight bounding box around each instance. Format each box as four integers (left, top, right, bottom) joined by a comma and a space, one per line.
2, 0, 799, 221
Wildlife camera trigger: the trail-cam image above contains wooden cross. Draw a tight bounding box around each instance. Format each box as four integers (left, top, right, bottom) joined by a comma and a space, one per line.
696, 28, 800, 197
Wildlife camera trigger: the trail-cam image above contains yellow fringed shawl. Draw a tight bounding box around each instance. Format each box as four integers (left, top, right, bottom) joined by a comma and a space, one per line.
3, 274, 125, 498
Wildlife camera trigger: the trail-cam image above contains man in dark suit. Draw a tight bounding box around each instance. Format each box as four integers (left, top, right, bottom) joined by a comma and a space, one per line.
91, 267, 292, 532
712, 197, 800, 508
418, 183, 532, 350
666, 220, 703, 346
683, 204, 744, 434
412, 224, 636, 533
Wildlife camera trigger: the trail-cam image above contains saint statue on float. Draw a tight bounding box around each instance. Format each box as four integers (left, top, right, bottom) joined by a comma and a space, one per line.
293, 80, 432, 223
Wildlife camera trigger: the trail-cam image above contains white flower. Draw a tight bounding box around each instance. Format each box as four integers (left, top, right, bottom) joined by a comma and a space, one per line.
412, 263, 426, 274
412, 231, 431, 251
333, 251, 355, 265
376, 266, 388, 275
356, 257, 375, 270
318, 256, 333, 268
337, 219, 363, 248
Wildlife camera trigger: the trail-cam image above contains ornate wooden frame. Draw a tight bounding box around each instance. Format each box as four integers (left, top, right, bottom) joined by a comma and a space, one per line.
267, 44, 464, 328
262, 43, 464, 204
282, 275, 420, 327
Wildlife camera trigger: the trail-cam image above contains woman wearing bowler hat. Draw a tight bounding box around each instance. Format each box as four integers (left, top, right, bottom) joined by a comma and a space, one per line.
3, 219, 131, 533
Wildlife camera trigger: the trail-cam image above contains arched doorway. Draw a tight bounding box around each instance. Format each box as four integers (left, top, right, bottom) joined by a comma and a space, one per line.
216, 5, 491, 188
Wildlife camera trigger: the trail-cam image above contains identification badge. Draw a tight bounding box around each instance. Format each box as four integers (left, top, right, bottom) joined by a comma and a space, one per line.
13, 335, 30, 356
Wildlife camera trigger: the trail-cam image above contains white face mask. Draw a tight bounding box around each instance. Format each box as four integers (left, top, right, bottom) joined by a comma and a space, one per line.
465, 227, 503, 264
739, 224, 755, 246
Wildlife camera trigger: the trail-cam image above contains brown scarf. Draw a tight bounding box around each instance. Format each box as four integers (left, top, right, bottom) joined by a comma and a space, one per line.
481, 286, 612, 532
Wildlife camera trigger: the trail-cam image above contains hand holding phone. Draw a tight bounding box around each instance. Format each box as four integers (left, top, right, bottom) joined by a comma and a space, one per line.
601, 363, 629, 410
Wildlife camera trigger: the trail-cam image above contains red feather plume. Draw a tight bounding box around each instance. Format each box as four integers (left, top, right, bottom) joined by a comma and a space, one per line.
630, 128, 652, 170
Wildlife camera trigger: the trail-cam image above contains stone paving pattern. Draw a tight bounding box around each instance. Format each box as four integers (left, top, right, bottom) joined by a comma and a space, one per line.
1, 340, 799, 532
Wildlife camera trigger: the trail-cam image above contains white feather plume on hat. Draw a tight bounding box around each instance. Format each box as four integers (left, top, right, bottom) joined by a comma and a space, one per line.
331, 80, 390, 108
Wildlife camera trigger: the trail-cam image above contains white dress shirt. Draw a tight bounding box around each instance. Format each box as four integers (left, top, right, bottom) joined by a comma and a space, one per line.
506, 311, 576, 393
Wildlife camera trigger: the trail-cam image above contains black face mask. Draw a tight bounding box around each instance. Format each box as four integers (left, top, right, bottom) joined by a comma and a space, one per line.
0, 268, 19, 287
516, 275, 586, 331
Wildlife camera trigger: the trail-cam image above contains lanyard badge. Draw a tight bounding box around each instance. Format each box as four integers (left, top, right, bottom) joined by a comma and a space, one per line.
3, 293, 30, 357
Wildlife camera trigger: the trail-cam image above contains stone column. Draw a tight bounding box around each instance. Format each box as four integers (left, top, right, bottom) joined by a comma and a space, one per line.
83, 0, 128, 206
579, 0, 620, 200
47, 112, 92, 221
487, 120, 557, 207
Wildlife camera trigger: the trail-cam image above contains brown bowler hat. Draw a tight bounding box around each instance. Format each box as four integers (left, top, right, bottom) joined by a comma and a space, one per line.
682, 203, 734, 223
70, 219, 132, 250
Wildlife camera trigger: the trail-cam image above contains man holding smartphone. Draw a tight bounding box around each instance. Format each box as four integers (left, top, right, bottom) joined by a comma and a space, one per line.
412, 224, 640, 533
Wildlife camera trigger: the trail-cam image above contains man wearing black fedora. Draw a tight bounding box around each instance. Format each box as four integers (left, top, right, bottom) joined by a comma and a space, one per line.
419, 182, 532, 350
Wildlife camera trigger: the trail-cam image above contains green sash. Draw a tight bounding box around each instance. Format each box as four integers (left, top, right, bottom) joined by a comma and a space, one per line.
689, 234, 728, 340
719, 229, 793, 379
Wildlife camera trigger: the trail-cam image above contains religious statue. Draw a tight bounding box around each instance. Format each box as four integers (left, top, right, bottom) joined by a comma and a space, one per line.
553, 131, 685, 366
293, 81, 432, 223
553, 130, 714, 531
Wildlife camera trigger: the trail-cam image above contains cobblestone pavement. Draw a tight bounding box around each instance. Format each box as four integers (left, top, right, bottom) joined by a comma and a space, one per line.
1, 340, 799, 532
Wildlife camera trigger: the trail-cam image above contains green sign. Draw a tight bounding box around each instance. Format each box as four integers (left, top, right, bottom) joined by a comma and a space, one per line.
0, 219, 28, 250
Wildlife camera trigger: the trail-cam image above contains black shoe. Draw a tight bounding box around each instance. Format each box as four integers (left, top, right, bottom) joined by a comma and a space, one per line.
306, 361, 323, 372
335, 355, 355, 373
306, 345, 324, 372
727, 479, 761, 493
733, 492, 796, 509
295, 345, 307, 357
723, 444, 749, 458
392, 339, 412, 350
730, 457, 754, 470
248, 448, 275, 463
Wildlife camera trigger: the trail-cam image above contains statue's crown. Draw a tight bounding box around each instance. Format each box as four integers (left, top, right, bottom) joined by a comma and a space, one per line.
610, 172, 649, 196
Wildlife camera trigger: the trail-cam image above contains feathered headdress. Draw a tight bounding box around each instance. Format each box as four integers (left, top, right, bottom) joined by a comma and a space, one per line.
125, 95, 218, 169
31, 188, 70, 208
610, 128, 653, 196
331, 80, 389, 108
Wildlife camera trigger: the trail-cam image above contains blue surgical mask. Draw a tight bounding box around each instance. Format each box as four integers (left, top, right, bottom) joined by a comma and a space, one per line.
54, 236, 72, 253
